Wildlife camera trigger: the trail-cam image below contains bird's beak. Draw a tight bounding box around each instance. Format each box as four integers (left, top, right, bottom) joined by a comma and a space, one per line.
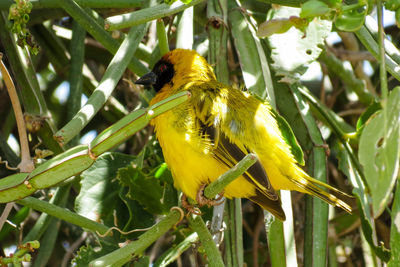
135, 71, 157, 85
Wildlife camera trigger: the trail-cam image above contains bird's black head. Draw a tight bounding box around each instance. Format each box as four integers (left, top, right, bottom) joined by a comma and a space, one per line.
135, 58, 174, 92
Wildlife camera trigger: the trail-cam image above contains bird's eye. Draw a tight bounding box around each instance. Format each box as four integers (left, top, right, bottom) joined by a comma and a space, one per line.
159, 64, 167, 72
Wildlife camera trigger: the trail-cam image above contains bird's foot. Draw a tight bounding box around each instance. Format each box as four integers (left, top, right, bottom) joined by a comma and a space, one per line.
181, 194, 202, 215
196, 184, 225, 207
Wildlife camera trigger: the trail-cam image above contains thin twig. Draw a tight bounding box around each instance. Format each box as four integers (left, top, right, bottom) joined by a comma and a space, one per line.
0, 203, 14, 231
0, 53, 34, 172
0, 53, 34, 233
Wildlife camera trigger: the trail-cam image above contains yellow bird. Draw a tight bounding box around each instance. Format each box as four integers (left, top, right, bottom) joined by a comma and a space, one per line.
136, 49, 351, 220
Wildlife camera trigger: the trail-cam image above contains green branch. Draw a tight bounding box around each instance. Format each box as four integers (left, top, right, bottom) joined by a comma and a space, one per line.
104, 0, 205, 31
54, 23, 147, 145
355, 26, 400, 82
58, 0, 149, 76
18, 197, 109, 235
188, 215, 225, 267
0, 0, 142, 9
203, 153, 257, 199
89, 209, 182, 266
319, 49, 375, 105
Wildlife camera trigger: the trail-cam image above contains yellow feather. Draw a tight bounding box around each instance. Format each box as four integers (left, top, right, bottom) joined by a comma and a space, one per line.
140, 49, 352, 220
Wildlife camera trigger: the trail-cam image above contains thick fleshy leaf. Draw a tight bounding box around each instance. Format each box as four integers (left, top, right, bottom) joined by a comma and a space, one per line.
359, 87, 400, 217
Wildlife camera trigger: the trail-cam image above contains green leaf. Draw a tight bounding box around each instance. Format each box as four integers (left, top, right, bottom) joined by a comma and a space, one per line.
385, 0, 400, 11
359, 87, 400, 217
75, 152, 135, 225
73, 245, 97, 266
257, 18, 294, 37
300, 0, 330, 18
389, 182, 400, 266
335, 4, 367, 32
267, 6, 332, 82
270, 108, 305, 165
337, 144, 391, 262
118, 188, 154, 238
356, 101, 382, 132
229, 1, 275, 101
117, 164, 170, 214
72, 242, 119, 266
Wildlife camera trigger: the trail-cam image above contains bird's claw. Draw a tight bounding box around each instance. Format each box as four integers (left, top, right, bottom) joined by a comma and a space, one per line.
196, 184, 225, 207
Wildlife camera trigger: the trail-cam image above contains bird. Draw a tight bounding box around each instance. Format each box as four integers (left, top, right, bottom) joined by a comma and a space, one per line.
135, 48, 351, 220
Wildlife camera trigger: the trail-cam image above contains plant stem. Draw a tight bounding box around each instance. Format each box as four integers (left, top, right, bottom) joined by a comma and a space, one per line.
17, 197, 109, 235
203, 153, 257, 199
319, 49, 375, 105
104, 0, 205, 31
0, 0, 143, 9
355, 26, 400, 82
54, 23, 147, 145
189, 214, 225, 267
224, 199, 244, 267
156, 19, 169, 55
0, 54, 33, 172
67, 21, 86, 146
89, 209, 182, 266
58, 0, 148, 76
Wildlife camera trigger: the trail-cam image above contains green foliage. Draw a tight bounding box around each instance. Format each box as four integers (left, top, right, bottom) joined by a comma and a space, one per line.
335, 3, 368, 31
300, 0, 330, 18
0, 0, 399, 266
117, 163, 175, 215
359, 87, 400, 217
75, 152, 135, 225
270, 108, 305, 165
266, 6, 332, 81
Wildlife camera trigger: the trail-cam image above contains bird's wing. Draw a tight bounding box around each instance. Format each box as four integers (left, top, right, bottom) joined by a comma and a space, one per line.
191, 85, 285, 219
200, 122, 285, 220
201, 123, 278, 201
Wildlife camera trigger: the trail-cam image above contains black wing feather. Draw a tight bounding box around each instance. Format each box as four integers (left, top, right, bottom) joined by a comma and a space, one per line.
200, 121, 285, 220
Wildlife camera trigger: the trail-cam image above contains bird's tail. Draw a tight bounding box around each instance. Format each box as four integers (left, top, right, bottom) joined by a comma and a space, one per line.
287, 172, 352, 213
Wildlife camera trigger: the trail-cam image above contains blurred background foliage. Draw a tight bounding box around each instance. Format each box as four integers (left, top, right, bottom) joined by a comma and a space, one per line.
0, 0, 399, 266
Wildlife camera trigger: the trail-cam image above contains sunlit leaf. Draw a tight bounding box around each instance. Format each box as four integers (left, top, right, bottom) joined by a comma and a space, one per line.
267, 6, 332, 82
257, 18, 294, 37
300, 0, 330, 18
359, 87, 400, 217
336, 143, 391, 262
